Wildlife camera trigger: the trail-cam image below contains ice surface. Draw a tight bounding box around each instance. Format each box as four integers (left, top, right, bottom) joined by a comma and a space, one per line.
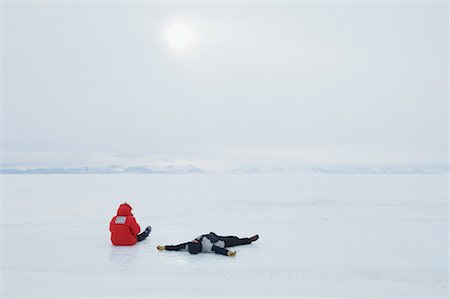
2, 173, 449, 298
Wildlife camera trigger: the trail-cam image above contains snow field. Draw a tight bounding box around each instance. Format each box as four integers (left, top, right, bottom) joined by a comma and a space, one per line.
2, 173, 448, 298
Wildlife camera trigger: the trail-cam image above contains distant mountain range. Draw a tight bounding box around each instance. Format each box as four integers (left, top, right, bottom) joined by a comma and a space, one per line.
303, 165, 449, 174
228, 166, 448, 174
0, 165, 447, 175
0, 164, 204, 174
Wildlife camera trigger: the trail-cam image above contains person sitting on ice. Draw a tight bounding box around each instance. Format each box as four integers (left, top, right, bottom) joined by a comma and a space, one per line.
109, 202, 151, 246
156, 232, 259, 257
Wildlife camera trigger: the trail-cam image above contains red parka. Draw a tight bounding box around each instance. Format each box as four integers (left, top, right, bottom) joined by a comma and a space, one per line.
110, 203, 141, 246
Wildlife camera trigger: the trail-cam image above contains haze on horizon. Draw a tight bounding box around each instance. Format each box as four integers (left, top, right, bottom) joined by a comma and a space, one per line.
2, 1, 448, 171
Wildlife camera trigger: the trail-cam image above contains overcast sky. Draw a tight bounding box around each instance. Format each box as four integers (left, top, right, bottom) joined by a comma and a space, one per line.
2, 0, 448, 170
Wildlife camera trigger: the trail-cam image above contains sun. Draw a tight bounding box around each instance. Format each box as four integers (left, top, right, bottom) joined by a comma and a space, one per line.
165, 23, 192, 51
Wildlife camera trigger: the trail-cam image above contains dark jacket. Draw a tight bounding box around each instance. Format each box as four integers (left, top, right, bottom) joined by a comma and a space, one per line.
165, 232, 229, 255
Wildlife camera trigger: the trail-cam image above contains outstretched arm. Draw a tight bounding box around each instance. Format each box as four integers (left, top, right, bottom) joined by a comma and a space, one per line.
157, 242, 189, 251
212, 245, 236, 257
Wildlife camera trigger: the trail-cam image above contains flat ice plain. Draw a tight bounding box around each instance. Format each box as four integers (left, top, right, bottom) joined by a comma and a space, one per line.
2, 173, 449, 298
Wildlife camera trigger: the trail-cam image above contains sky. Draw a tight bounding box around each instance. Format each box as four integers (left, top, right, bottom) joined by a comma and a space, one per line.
2, 0, 449, 170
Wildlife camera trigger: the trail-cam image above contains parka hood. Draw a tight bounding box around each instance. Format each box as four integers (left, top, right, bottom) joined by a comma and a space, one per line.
117, 203, 133, 216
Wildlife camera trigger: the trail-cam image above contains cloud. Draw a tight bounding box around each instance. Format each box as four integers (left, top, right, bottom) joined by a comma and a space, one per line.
3, 1, 448, 168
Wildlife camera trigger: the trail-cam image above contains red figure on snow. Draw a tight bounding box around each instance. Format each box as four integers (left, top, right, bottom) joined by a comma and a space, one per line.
109, 203, 151, 246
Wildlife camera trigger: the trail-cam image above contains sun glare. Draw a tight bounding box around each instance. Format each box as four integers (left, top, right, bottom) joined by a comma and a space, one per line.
165, 23, 192, 51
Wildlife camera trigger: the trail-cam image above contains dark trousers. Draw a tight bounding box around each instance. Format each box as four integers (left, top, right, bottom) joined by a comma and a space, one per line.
218, 235, 252, 247
137, 230, 150, 242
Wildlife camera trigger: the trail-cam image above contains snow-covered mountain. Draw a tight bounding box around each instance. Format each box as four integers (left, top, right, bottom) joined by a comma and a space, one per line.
1, 164, 204, 174
1, 165, 447, 175
303, 165, 449, 174
228, 165, 448, 174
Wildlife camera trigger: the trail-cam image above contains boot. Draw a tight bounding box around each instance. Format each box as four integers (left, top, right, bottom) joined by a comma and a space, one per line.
145, 226, 152, 234
249, 235, 259, 242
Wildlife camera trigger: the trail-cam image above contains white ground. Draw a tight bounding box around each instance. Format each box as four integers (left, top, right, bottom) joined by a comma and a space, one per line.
2, 173, 449, 298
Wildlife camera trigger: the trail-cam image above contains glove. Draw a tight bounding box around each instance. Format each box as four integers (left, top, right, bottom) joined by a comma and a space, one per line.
227, 251, 236, 257
157, 245, 166, 251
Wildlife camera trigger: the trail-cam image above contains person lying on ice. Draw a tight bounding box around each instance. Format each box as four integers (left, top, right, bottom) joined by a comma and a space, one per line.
156, 232, 259, 256
109, 203, 151, 246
